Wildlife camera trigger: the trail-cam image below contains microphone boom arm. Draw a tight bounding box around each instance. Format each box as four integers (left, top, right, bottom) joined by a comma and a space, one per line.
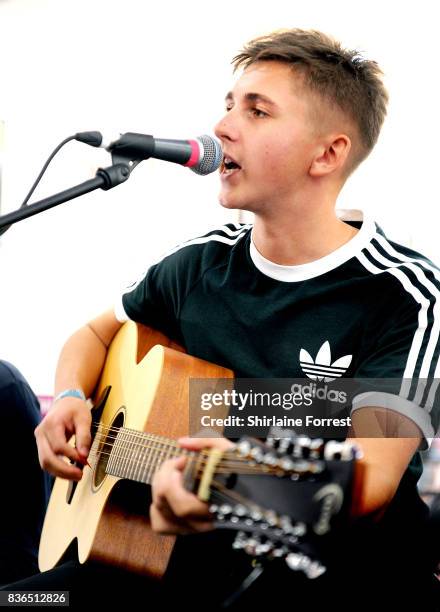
0, 163, 131, 236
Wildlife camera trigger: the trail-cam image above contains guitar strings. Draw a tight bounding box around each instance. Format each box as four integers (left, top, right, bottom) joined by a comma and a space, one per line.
66, 418, 307, 476
89, 431, 275, 471
81, 456, 266, 482
89, 426, 263, 470
66, 424, 307, 476
93, 422, 182, 444
85, 422, 311, 462
78, 433, 279, 476
90, 424, 236, 459
88, 424, 286, 471
90, 422, 248, 450
84, 444, 271, 476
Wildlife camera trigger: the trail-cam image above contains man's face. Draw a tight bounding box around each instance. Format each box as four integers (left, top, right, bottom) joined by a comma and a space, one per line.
214, 61, 321, 214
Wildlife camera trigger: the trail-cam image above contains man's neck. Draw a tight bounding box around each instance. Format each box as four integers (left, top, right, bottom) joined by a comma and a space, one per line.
252, 207, 359, 266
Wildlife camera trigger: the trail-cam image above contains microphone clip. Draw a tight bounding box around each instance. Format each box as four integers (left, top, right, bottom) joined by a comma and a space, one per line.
109, 133, 155, 165
96, 163, 131, 191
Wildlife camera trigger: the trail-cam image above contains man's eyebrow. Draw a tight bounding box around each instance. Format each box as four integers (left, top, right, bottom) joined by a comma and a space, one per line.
225, 91, 278, 108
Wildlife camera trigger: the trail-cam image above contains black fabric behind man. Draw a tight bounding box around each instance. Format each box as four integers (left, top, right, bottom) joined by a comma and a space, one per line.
0, 360, 51, 586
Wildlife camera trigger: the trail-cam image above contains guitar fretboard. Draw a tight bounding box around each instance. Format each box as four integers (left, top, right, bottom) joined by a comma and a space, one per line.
104, 427, 190, 484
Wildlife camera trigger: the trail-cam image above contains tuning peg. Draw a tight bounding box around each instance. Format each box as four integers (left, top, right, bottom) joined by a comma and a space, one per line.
250, 508, 263, 522
255, 541, 274, 556
277, 437, 295, 455
291, 522, 307, 537
233, 504, 248, 517
250, 446, 264, 463
309, 438, 325, 458
219, 504, 232, 516
265, 436, 277, 449
307, 460, 325, 475
232, 531, 248, 550
323, 440, 348, 461
295, 435, 313, 457
263, 510, 278, 526
234, 535, 275, 558
289, 459, 311, 474
211, 503, 234, 522
236, 439, 252, 457
271, 545, 289, 558
263, 452, 278, 466
278, 456, 296, 472
285, 552, 326, 579
244, 536, 260, 556
326, 440, 360, 461
279, 515, 298, 536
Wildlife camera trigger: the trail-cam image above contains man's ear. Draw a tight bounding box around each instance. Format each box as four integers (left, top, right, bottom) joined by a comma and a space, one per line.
309, 134, 351, 178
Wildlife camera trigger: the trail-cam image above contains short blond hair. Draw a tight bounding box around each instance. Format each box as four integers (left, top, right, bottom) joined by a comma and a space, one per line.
233, 29, 389, 175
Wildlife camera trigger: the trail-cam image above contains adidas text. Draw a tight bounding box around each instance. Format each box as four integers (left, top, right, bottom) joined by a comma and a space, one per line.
291, 382, 347, 404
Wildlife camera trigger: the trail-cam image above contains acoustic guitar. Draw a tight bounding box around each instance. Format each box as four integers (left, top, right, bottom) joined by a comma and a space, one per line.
38, 322, 359, 580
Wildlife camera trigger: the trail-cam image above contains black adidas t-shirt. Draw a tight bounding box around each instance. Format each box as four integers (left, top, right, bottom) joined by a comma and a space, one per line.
116, 212, 440, 449
115, 211, 440, 588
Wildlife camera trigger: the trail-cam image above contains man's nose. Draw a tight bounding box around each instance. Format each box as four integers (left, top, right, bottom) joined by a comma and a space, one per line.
214, 112, 238, 142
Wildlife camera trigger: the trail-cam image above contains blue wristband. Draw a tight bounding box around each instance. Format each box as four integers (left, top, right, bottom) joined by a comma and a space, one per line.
54, 388, 86, 403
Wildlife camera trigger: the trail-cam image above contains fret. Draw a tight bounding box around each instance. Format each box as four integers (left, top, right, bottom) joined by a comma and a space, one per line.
134, 430, 148, 483
141, 433, 150, 484
151, 436, 166, 481
143, 435, 153, 484
146, 435, 166, 484
105, 425, 115, 475
157, 436, 173, 475
127, 431, 140, 480
106, 427, 121, 477
166, 439, 174, 462
148, 436, 168, 483
115, 428, 125, 478
123, 430, 134, 479
120, 428, 131, 479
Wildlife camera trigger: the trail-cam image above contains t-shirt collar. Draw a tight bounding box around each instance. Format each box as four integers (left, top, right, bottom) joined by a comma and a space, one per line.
249, 209, 376, 282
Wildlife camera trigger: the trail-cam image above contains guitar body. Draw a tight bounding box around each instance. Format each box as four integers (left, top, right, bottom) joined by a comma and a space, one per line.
38, 322, 233, 577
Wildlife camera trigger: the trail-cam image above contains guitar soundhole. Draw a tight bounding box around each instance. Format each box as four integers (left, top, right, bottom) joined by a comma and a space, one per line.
93, 411, 125, 490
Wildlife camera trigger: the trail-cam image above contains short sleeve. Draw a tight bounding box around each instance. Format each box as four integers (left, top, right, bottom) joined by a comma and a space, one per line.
352, 294, 440, 446
114, 257, 185, 342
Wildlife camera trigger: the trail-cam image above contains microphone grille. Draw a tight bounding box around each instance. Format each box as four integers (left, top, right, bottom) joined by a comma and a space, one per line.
191, 135, 222, 176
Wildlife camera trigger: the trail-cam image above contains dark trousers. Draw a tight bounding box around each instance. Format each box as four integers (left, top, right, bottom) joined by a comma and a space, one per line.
0, 360, 51, 586
2, 530, 440, 611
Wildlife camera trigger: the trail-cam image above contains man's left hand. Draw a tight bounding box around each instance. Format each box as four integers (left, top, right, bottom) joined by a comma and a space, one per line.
150, 436, 234, 535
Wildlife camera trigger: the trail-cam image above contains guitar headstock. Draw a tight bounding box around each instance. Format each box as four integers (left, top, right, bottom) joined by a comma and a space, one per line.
209, 499, 326, 579
185, 431, 360, 578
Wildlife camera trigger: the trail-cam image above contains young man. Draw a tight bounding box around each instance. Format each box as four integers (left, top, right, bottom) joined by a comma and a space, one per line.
25, 29, 440, 607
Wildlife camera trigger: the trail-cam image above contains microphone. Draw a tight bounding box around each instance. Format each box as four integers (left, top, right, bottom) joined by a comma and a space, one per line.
75, 131, 222, 176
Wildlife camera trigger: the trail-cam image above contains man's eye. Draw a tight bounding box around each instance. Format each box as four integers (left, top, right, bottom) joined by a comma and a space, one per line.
251, 108, 268, 118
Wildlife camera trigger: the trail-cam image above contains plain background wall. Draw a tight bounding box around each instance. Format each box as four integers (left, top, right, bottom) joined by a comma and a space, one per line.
0, 0, 439, 394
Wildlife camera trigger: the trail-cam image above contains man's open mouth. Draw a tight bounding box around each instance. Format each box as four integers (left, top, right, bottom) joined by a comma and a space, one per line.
221, 156, 242, 175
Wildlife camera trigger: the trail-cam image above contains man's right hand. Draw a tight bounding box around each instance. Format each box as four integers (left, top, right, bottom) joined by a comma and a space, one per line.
34, 397, 92, 480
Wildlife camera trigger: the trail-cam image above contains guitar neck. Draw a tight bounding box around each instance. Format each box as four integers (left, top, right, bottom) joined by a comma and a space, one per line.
103, 427, 193, 485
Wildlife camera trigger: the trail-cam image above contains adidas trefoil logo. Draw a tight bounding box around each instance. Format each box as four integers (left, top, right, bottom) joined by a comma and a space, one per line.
300, 341, 352, 383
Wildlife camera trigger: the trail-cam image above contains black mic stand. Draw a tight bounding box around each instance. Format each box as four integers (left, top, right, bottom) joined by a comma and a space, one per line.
0, 160, 132, 237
